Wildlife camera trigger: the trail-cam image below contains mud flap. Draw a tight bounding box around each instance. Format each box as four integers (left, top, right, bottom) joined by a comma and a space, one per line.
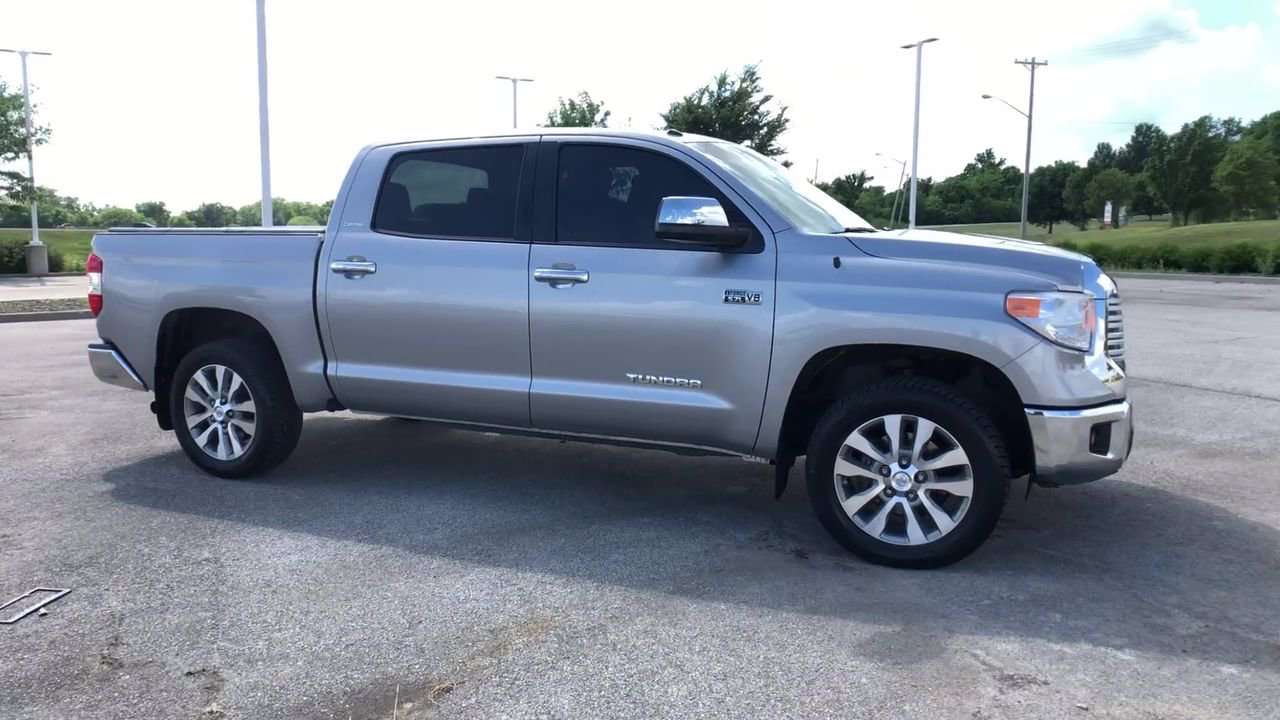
774, 455, 795, 499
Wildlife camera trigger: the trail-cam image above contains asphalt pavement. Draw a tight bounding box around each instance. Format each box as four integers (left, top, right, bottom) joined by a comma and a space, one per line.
1, 276, 1277, 720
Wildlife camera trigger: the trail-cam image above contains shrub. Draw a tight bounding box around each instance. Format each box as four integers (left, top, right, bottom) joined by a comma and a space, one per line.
1149, 243, 1184, 271
0, 238, 25, 273
1208, 242, 1257, 274
1080, 242, 1111, 266
286, 215, 318, 226
47, 245, 66, 272
1180, 246, 1213, 273
1254, 244, 1280, 275
1107, 244, 1147, 269
1055, 240, 1081, 253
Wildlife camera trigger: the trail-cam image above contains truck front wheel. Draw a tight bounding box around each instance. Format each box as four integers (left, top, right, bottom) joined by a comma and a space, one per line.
168, 339, 303, 479
805, 377, 1011, 568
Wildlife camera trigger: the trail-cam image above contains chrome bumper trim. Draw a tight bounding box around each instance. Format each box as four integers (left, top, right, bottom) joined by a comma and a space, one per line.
1026, 401, 1132, 485
88, 343, 147, 392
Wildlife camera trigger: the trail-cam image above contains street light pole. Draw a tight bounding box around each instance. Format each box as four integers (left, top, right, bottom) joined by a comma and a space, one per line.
0, 48, 52, 248
255, 0, 273, 227
901, 38, 938, 229
495, 76, 533, 128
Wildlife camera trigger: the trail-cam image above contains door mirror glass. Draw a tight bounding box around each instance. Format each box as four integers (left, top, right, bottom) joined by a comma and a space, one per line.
655, 196, 748, 248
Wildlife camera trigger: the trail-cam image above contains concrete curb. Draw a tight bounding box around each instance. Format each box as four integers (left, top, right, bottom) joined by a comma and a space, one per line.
0, 309, 93, 324
1110, 271, 1280, 285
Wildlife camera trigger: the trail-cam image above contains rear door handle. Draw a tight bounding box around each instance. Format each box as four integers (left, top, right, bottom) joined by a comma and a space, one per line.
330, 258, 377, 278
533, 267, 589, 287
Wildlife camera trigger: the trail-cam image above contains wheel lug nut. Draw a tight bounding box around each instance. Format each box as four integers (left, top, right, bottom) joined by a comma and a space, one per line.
907, 491, 917, 501
884, 488, 895, 497
879, 465, 891, 477
899, 457, 910, 468
915, 472, 926, 482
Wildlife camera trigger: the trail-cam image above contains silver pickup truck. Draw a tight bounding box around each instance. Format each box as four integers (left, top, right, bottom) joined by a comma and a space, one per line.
86, 128, 1132, 567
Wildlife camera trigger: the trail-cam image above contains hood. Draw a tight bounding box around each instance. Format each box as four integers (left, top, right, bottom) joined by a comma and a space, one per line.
847, 228, 1090, 289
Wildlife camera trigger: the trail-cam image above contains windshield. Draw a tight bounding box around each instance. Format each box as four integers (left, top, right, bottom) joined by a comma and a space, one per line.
691, 141, 874, 233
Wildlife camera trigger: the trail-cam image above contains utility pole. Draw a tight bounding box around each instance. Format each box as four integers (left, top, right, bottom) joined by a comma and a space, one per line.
901, 38, 938, 229
877, 153, 908, 228
812, 158, 820, 183
495, 76, 533, 128
0, 47, 53, 274
256, 0, 273, 226
1014, 57, 1047, 239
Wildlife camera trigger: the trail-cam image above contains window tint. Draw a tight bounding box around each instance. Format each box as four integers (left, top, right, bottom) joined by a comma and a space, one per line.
556, 144, 742, 247
375, 145, 524, 239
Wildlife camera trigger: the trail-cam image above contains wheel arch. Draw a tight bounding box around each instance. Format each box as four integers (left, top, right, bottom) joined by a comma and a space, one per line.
153, 307, 291, 431
773, 344, 1033, 479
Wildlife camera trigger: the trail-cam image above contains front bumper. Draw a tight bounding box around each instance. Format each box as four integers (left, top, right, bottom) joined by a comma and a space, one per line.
1025, 400, 1132, 485
88, 343, 147, 391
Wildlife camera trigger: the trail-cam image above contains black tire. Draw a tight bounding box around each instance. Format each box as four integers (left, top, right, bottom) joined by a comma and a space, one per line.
805, 377, 1010, 569
169, 339, 303, 479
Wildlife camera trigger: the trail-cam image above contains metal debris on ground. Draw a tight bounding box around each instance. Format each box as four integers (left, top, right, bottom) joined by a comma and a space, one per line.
0, 587, 71, 624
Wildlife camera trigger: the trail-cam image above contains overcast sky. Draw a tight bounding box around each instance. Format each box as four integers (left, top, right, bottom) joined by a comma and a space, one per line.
5, 0, 1279, 211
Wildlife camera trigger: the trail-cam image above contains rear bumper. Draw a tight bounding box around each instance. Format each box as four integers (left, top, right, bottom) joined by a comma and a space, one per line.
1025, 400, 1132, 485
88, 343, 147, 392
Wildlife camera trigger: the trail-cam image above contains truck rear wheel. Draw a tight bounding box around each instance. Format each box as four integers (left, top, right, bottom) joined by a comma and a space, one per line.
169, 339, 302, 479
805, 377, 1010, 568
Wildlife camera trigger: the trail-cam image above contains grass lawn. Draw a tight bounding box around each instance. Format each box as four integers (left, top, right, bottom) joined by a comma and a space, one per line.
931, 218, 1280, 246
0, 228, 96, 271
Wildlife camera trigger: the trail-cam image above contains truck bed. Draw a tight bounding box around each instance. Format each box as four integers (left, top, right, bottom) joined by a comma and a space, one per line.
90, 226, 334, 412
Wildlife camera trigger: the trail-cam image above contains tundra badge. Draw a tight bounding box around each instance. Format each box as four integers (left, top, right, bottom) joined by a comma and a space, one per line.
626, 373, 703, 389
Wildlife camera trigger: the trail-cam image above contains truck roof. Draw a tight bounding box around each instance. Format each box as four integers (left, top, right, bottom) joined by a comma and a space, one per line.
372, 128, 723, 151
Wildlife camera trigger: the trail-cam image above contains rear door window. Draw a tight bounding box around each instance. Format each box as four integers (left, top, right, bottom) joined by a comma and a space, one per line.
374, 145, 524, 240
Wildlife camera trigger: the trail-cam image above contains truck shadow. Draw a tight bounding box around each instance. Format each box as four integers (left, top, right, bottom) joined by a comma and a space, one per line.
102, 414, 1279, 672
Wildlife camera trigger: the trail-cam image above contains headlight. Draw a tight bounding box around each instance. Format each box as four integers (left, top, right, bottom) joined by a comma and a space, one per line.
1006, 291, 1096, 351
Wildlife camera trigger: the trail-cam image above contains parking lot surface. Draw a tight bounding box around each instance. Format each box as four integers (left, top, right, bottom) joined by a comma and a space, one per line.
1, 276, 1277, 719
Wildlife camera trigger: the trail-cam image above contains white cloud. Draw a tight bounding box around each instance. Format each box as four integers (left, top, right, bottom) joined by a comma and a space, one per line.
2, 0, 1278, 208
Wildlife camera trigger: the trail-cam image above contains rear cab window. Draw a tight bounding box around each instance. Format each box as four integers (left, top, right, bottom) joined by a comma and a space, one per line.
374, 145, 525, 240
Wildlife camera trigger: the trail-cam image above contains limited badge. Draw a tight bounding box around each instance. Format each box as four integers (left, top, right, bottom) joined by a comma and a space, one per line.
723, 289, 761, 305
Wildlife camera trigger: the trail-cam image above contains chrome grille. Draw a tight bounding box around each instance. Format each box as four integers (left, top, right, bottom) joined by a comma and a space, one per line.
1105, 294, 1125, 363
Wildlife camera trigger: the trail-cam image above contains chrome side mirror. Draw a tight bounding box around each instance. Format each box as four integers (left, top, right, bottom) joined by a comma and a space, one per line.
654, 196, 749, 248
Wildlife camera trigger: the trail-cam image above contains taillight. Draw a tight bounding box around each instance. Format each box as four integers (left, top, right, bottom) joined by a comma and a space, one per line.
86, 251, 103, 317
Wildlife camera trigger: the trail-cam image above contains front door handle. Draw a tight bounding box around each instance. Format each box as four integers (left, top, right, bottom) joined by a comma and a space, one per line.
533, 267, 589, 287
330, 258, 377, 278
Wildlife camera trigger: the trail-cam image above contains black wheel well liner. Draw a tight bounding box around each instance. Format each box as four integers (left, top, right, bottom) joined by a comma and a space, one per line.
152, 308, 288, 431
777, 344, 1033, 479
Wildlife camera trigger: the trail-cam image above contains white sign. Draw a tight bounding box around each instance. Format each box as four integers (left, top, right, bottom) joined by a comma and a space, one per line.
1103, 200, 1113, 229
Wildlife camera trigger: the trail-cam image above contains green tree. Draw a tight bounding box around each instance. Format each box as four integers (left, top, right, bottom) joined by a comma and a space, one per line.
286, 214, 318, 226
1213, 138, 1279, 218
816, 171, 873, 210
1, 79, 51, 201
1063, 169, 1093, 229
1130, 173, 1164, 220
545, 92, 610, 128
96, 205, 145, 227
170, 214, 195, 228
184, 202, 237, 227
1147, 115, 1230, 225
1028, 160, 1079, 233
135, 201, 170, 226
661, 64, 789, 156
1087, 142, 1118, 171
1116, 122, 1167, 175
1083, 169, 1137, 226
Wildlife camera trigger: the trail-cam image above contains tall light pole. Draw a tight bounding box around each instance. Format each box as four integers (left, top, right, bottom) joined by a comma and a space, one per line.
901, 38, 938, 229
1, 48, 52, 271
877, 152, 908, 229
495, 76, 533, 129
984, 58, 1047, 239
255, 0, 273, 226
